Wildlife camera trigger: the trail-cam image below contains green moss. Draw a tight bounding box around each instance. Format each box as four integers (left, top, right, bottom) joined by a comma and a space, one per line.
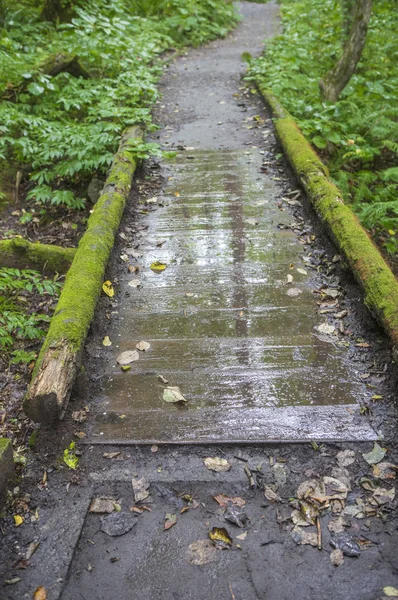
0, 438, 11, 456
0, 238, 76, 273
259, 86, 398, 353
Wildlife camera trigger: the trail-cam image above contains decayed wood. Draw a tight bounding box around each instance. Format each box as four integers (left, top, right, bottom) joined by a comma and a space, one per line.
23, 126, 143, 423
23, 345, 79, 424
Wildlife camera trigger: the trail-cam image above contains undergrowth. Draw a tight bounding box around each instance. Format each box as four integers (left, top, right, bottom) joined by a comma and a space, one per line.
248, 0, 398, 255
0, 0, 237, 215
0, 268, 61, 366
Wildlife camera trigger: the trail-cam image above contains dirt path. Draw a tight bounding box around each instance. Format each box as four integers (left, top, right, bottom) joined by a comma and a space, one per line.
1, 3, 398, 599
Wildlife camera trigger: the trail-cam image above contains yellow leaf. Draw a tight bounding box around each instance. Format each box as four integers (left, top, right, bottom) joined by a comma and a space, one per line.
33, 586, 47, 600
388, 230, 396, 236
102, 336, 112, 347
14, 515, 23, 527
209, 527, 233, 548
150, 261, 167, 272
102, 280, 114, 298
175, 191, 180, 197
384, 587, 398, 597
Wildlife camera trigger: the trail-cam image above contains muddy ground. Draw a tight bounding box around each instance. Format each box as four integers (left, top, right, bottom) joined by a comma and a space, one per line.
1, 2, 398, 599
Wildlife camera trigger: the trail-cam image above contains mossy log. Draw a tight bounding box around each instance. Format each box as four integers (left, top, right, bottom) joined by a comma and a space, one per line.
0, 238, 76, 274
259, 86, 398, 360
23, 126, 143, 424
39, 53, 91, 80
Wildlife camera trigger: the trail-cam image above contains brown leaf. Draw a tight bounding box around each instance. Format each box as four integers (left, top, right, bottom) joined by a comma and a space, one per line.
213, 494, 246, 508
164, 513, 177, 530
33, 587, 47, 600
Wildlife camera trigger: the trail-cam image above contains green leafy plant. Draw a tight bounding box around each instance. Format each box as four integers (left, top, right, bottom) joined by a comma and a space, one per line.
0, 0, 238, 211
248, 0, 398, 254
0, 267, 62, 364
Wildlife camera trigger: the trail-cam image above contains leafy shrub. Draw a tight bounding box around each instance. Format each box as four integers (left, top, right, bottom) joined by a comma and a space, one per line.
0, 268, 61, 364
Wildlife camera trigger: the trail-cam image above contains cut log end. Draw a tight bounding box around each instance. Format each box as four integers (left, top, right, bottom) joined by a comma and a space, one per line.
23, 344, 79, 424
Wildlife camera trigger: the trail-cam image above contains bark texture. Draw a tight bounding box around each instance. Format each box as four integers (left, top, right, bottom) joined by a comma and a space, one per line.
23, 126, 143, 424
319, 0, 373, 102
0, 238, 76, 274
260, 86, 398, 360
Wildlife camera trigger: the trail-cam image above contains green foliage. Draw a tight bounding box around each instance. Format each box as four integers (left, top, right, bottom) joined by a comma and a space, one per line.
0, 0, 237, 211
248, 0, 398, 253
0, 268, 62, 364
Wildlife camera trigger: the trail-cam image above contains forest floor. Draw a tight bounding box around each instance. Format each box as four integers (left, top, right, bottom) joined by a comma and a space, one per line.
1, 3, 398, 599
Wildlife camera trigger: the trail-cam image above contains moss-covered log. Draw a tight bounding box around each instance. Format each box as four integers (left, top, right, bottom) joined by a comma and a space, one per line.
259, 86, 398, 360
23, 126, 143, 423
0, 238, 76, 274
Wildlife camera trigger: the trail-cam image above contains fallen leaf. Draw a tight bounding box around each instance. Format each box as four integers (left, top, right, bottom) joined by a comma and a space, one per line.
213, 494, 246, 508
175, 191, 180, 197
362, 443, 386, 465
287, 274, 293, 283
236, 532, 247, 541
330, 548, 344, 567
296, 268, 307, 275
322, 288, 340, 299
286, 287, 302, 297
158, 375, 169, 384
89, 497, 118, 514
25, 541, 40, 560
147, 196, 158, 204
72, 410, 88, 423
102, 281, 114, 298
121, 365, 131, 372
4, 578, 21, 585
102, 336, 112, 347
384, 587, 398, 597
209, 527, 233, 549
103, 452, 121, 459
291, 526, 318, 547
33, 587, 47, 600
336, 449, 355, 467
316, 323, 336, 335
245, 217, 259, 226
151, 445, 158, 453
150, 261, 167, 272
163, 386, 187, 403
136, 341, 150, 351
132, 477, 150, 503
204, 457, 231, 472
128, 279, 141, 288
264, 485, 281, 503
186, 540, 217, 565
14, 515, 23, 527
117, 350, 139, 365
373, 462, 397, 480
63, 442, 79, 470
164, 513, 177, 531
372, 486, 395, 505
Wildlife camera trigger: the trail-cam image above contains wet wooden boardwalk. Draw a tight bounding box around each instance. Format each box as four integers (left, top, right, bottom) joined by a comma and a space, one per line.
90, 3, 376, 444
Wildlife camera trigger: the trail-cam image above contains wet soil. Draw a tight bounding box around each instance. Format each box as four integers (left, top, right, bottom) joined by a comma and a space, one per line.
1, 3, 398, 599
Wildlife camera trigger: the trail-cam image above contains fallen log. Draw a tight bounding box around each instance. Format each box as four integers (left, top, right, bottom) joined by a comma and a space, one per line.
23, 126, 143, 423
0, 238, 75, 274
258, 86, 398, 361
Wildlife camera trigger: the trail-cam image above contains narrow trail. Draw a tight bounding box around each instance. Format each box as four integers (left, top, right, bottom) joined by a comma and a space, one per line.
1, 4, 397, 600
86, 1, 380, 444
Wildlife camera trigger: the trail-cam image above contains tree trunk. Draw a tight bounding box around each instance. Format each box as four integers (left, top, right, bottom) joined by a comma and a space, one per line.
41, 0, 75, 23
319, 0, 372, 103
